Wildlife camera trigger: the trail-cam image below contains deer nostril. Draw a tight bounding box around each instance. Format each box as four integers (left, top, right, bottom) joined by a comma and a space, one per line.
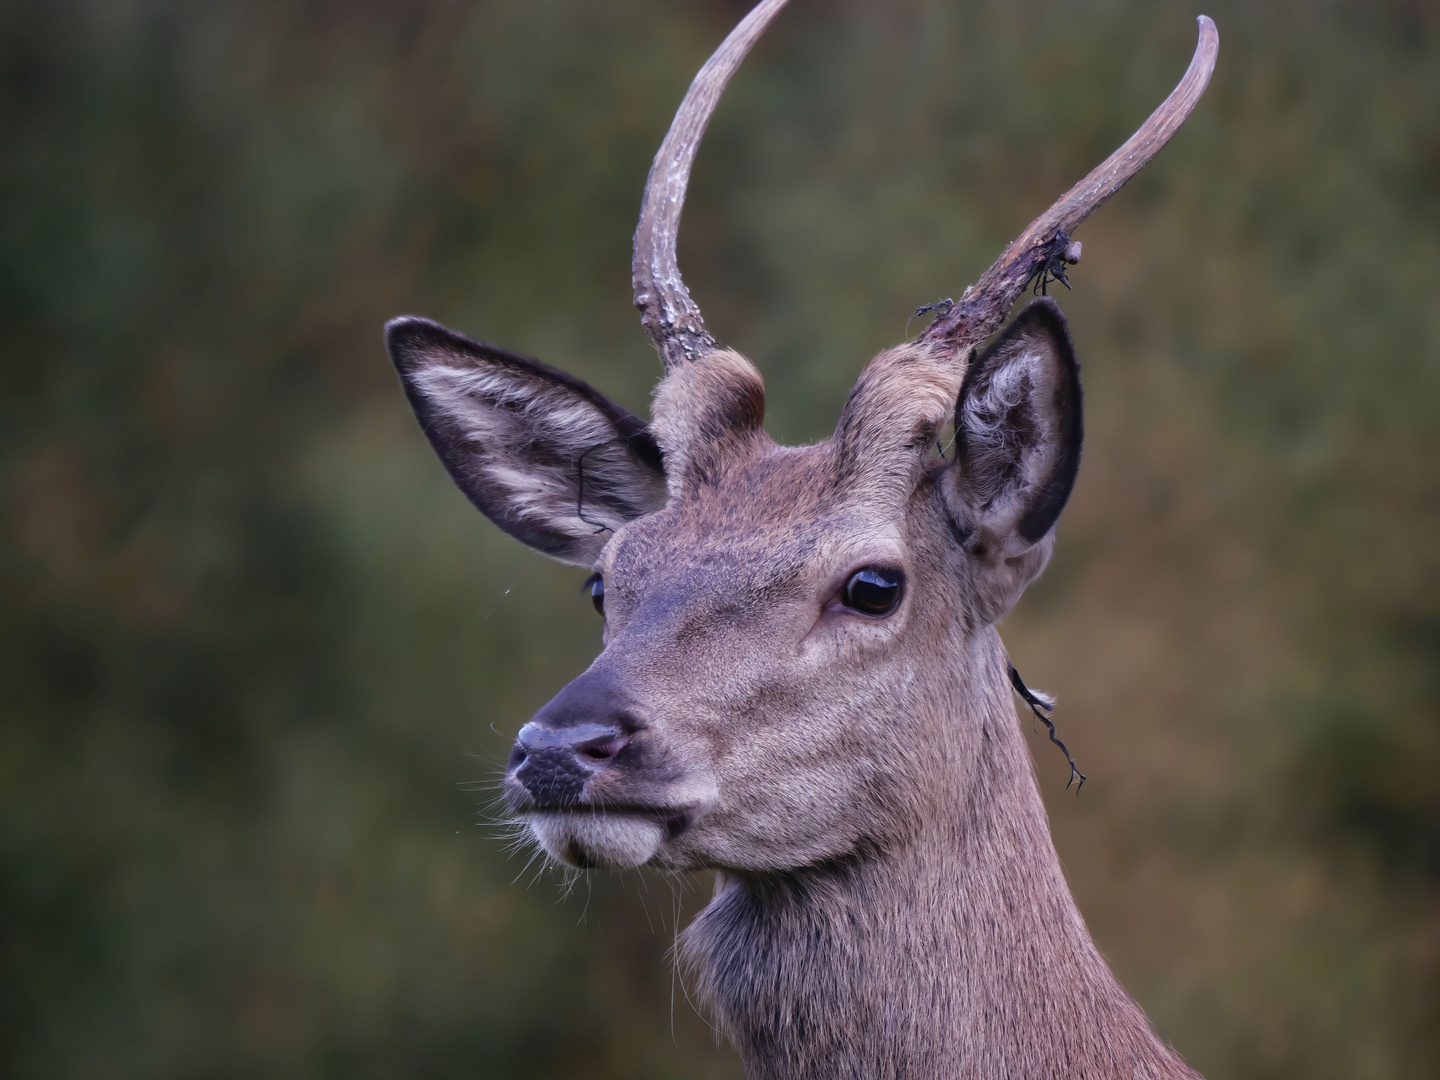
577, 734, 629, 762
514, 721, 631, 779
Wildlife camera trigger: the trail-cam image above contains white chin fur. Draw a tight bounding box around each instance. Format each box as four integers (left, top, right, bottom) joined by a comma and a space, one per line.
528, 813, 665, 869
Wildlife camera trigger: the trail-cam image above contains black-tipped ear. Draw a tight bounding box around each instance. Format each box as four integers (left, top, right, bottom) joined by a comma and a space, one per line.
943, 298, 1083, 618
386, 317, 667, 566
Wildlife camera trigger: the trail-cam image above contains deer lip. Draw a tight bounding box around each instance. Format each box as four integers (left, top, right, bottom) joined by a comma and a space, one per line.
503, 771, 711, 840
524, 803, 699, 841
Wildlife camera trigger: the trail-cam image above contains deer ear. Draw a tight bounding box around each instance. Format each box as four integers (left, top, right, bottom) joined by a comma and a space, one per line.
942, 297, 1083, 621
386, 317, 668, 566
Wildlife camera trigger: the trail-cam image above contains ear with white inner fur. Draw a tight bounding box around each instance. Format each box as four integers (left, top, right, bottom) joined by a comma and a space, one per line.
386, 317, 668, 566
942, 297, 1083, 623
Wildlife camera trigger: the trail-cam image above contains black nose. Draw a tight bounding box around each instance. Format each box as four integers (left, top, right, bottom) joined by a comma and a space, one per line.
507, 672, 638, 807
509, 724, 632, 808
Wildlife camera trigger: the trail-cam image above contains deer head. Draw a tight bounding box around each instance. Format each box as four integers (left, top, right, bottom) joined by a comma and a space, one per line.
389, 0, 1215, 873
387, 4, 1217, 1074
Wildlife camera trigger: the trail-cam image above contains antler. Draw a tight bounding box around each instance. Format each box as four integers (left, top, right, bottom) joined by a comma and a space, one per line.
633, 0, 793, 372
920, 15, 1219, 352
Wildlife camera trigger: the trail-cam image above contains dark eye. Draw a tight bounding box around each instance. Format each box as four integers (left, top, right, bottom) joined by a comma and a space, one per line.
841, 566, 904, 616
583, 573, 605, 616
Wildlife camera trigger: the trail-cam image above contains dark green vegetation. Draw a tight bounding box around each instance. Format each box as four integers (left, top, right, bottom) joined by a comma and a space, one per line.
2, 1, 1436, 1076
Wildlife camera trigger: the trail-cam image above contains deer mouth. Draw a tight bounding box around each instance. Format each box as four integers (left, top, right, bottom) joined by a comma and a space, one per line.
523, 806, 699, 869
502, 710, 715, 867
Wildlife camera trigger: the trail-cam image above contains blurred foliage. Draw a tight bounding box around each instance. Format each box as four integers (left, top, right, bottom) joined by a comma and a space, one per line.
1, 0, 1437, 1076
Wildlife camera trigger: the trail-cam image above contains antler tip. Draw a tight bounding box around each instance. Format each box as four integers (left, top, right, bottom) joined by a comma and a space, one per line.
1195, 15, 1219, 56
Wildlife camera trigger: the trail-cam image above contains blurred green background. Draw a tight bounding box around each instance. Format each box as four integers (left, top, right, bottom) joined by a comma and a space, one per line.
2, 0, 1437, 1076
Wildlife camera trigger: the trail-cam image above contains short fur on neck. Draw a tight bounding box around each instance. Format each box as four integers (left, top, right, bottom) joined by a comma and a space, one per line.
681, 629, 1199, 1080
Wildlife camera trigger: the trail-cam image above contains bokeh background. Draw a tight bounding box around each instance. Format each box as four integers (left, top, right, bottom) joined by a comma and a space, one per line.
3, 0, 1437, 1076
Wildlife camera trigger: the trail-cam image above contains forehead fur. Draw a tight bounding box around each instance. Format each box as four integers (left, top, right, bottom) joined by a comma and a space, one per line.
606, 434, 932, 593
607, 443, 835, 568
623, 442, 834, 543
645, 339, 963, 525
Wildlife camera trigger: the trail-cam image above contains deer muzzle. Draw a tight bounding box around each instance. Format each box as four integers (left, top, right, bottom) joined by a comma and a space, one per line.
504, 669, 712, 868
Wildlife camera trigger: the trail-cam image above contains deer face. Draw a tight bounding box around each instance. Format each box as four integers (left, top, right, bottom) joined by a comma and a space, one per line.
388, 302, 1081, 872
384, 0, 1212, 873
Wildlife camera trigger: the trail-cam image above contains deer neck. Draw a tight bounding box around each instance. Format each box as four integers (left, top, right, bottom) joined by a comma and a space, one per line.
681, 629, 1197, 1080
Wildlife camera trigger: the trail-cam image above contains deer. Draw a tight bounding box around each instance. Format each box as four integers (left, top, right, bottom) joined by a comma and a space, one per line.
384, 2, 1219, 1076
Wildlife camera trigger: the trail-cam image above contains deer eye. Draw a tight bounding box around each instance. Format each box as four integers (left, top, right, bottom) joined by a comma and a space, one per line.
583, 573, 605, 616
841, 567, 904, 616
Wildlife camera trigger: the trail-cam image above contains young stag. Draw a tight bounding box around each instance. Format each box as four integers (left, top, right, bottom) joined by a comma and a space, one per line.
386, 2, 1219, 1076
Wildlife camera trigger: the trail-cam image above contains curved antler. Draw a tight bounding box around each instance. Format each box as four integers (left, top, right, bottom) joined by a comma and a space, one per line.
920, 15, 1219, 351
633, 0, 793, 372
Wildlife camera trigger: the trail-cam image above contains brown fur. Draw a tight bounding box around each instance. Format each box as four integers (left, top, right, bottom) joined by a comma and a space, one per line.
387, 5, 1217, 1071
577, 383, 1192, 1076
651, 347, 770, 495
684, 626, 1194, 1080
450, 314, 1189, 1076
389, 292, 1200, 1075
